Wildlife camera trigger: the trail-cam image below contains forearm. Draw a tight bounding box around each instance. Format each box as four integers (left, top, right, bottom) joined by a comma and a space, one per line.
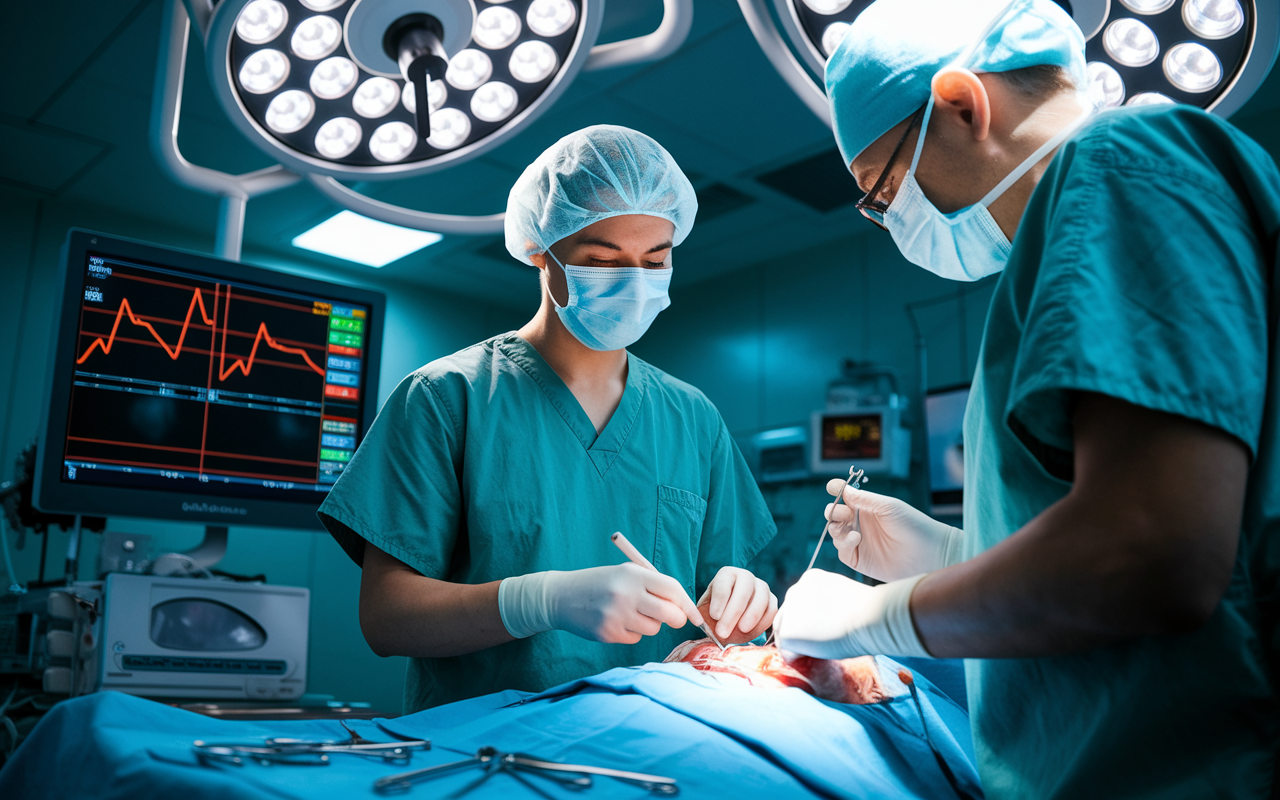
360, 572, 514, 659
912, 494, 1225, 658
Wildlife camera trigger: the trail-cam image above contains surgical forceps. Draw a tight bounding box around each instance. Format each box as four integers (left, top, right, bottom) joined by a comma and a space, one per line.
194, 721, 430, 767
765, 465, 867, 648
805, 465, 868, 572
373, 746, 680, 795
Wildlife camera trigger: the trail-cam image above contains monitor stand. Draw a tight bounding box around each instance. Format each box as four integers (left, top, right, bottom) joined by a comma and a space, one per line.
151, 525, 229, 576
183, 525, 229, 569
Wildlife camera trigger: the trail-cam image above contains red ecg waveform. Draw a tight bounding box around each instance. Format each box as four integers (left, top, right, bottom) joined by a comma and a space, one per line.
76, 284, 326, 379
217, 286, 324, 380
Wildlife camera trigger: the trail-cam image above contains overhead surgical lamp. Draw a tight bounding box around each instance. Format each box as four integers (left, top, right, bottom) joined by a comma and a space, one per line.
738, 0, 1279, 126
152, 0, 693, 259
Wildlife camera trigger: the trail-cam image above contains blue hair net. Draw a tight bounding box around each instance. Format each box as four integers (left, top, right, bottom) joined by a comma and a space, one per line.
825, 0, 1087, 167
505, 125, 698, 265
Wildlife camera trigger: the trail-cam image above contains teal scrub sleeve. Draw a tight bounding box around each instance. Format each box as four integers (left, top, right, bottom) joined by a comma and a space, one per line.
694, 423, 778, 594
1006, 148, 1269, 469
317, 373, 463, 577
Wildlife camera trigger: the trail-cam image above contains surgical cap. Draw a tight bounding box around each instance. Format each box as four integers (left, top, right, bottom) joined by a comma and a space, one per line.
825, 0, 1087, 167
505, 125, 698, 265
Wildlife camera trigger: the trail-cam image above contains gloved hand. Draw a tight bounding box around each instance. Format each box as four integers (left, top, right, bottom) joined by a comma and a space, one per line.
696, 567, 777, 643
499, 564, 704, 644
824, 482, 964, 582
773, 569, 931, 660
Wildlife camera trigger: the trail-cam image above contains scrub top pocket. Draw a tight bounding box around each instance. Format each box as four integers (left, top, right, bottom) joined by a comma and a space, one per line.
654, 485, 707, 599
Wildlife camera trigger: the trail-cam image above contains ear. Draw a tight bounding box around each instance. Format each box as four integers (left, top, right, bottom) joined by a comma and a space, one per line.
930, 67, 991, 142
529, 251, 548, 270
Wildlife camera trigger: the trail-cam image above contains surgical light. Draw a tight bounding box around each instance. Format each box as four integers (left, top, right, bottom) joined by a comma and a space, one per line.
352, 76, 399, 118
474, 6, 522, 50
470, 81, 518, 121
1119, 0, 1176, 13
527, 0, 577, 38
1103, 18, 1160, 67
292, 210, 442, 267
821, 22, 850, 57
1164, 42, 1223, 92
291, 14, 341, 60
236, 0, 288, 44
368, 121, 418, 162
509, 40, 558, 83
1184, 0, 1245, 39
310, 56, 357, 98
206, 0, 602, 178
314, 117, 362, 158
239, 48, 290, 94
802, 0, 853, 12
1128, 91, 1177, 105
743, 0, 1274, 125
426, 107, 471, 149
446, 48, 492, 90
265, 89, 315, 132
1087, 61, 1126, 108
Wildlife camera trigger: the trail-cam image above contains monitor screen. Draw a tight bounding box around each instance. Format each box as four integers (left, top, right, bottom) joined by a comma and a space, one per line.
925, 384, 969, 512
36, 230, 385, 529
818, 412, 883, 462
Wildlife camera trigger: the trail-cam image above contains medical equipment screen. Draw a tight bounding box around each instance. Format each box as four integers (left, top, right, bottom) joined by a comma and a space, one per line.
818, 412, 883, 461
925, 384, 969, 511
59, 250, 372, 503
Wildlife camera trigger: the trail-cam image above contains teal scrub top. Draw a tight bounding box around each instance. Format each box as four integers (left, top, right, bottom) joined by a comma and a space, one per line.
965, 104, 1280, 798
318, 333, 776, 712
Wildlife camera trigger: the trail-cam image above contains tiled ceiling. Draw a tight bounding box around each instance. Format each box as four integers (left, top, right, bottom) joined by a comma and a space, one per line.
4, 0, 1280, 310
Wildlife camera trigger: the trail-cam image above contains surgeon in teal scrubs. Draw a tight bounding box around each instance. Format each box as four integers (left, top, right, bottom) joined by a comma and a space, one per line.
319, 125, 778, 712
774, 0, 1280, 797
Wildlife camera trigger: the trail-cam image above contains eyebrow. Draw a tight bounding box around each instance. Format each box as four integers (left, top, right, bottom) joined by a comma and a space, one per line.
575, 236, 673, 255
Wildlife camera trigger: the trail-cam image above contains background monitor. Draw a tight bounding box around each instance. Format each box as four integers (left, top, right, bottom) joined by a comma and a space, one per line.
34, 229, 385, 529
925, 383, 970, 518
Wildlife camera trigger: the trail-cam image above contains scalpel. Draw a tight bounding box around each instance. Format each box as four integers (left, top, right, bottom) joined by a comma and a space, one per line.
611, 531, 727, 652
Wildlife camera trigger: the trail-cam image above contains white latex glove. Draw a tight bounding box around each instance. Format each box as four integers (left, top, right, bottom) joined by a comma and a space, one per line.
499, 564, 704, 644
773, 569, 931, 660
697, 566, 778, 642
824, 482, 964, 582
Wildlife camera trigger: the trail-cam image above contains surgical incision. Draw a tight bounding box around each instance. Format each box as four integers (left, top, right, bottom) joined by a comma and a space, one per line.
664, 639, 894, 705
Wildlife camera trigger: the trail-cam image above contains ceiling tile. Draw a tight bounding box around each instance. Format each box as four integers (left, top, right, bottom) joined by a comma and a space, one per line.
0, 118, 107, 194
606, 22, 833, 164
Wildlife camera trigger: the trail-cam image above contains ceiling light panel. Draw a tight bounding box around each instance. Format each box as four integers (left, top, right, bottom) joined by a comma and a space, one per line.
292, 210, 443, 266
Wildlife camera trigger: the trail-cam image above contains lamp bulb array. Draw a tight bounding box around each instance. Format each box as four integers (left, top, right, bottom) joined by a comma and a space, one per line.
228, 0, 581, 168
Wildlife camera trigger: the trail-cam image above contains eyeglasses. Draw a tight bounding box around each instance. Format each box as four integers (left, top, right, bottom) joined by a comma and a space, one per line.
854, 105, 927, 232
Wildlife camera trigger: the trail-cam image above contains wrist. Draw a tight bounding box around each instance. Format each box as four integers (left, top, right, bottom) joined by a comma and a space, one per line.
498, 571, 556, 639
846, 574, 932, 659
941, 526, 965, 568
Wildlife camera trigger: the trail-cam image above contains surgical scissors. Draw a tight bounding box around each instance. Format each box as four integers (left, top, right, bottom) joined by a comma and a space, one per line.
373, 746, 679, 795
194, 724, 430, 767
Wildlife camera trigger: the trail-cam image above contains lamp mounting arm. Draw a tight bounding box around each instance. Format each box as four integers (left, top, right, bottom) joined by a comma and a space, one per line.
736, 0, 831, 126
306, 174, 504, 235
585, 0, 694, 71
151, 0, 301, 260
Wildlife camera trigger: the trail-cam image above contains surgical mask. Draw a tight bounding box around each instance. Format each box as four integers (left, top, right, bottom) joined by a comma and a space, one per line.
884, 97, 1090, 281
546, 251, 672, 351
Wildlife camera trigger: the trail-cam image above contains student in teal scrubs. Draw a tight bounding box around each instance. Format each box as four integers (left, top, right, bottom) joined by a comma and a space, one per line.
774, 0, 1280, 797
319, 126, 778, 712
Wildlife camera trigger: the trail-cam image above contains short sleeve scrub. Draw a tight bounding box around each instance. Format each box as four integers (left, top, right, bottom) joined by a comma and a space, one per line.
319, 333, 777, 712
